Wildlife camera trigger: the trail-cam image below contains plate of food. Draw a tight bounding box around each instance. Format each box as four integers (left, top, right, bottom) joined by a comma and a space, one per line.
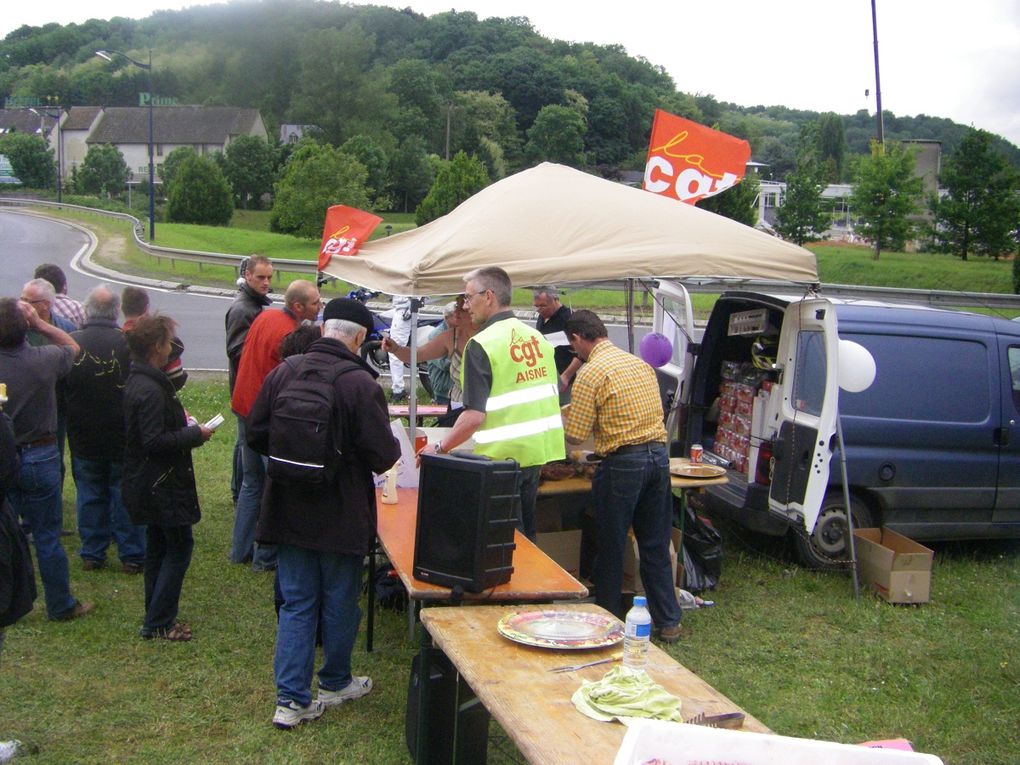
670, 462, 726, 479
497, 610, 624, 649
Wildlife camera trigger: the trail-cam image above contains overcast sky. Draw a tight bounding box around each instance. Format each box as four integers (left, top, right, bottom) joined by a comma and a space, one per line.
4, 0, 1019, 146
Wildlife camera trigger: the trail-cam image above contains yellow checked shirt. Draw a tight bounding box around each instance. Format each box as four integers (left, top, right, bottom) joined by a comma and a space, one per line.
564, 340, 667, 456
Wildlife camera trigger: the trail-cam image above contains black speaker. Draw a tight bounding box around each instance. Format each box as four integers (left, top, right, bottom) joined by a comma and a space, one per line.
413, 452, 519, 593
405, 648, 489, 765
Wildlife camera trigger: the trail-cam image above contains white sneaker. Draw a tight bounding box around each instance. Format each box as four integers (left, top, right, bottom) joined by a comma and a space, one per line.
272, 699, 325, 729
318, 676, 373, 707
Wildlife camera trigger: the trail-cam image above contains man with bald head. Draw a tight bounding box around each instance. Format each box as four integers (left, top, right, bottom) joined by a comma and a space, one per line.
64, 285, 145, 573
230, 279, 322, 571
21, 278, 76, 344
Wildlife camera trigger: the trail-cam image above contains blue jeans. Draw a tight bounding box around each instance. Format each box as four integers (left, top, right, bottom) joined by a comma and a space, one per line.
142, 524, 194, 634
592, 444, 682, 629
274, 544, 363, 706
6, 443, 76, 619
231, 417, 276, 570
72, 457, 145, 565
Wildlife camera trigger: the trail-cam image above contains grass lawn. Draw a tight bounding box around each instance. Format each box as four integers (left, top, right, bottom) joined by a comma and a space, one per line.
1, 379, 1018, 764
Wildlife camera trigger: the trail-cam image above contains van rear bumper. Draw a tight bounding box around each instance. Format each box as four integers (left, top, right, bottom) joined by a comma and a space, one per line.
690, 478, 792, 536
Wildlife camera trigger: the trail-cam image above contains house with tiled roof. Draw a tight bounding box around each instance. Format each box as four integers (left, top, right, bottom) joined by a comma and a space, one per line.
80, 106, 268, 182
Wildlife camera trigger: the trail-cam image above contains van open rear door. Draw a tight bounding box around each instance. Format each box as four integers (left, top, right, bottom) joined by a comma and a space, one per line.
767, 298, 840, 533
651, 281, 695, 437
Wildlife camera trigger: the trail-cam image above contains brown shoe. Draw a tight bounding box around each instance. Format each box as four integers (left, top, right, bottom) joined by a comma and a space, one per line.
81, 559, 105, 571
121, 562, 144, 574
53, 601, 95, 621
658, 624, 682, 644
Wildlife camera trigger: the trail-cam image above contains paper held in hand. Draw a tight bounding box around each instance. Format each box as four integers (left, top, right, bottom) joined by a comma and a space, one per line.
204, 413, 225, 430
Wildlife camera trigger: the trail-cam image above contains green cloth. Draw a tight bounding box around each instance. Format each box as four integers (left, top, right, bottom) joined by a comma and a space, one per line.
571, 665, 683, 723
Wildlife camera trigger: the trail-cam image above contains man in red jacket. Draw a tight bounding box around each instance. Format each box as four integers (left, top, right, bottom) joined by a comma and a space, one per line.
229, 280, 321, 571
246, 297, 399, 729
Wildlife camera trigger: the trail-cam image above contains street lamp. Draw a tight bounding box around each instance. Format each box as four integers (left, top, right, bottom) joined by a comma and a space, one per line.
29, 106, 62, 204
96, 48, 155, 242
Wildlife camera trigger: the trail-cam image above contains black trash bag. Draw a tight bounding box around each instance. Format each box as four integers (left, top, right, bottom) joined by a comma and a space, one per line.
373, 563, 408, 612
678, 501, 723, 593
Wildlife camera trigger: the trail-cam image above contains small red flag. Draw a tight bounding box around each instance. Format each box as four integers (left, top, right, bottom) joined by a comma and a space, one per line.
643, 109, 751, 205
318, 205, 383, 271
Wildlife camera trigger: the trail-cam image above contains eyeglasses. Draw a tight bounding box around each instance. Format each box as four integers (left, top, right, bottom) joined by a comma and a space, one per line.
463, 289, 490, 302
23, 298, 48, 305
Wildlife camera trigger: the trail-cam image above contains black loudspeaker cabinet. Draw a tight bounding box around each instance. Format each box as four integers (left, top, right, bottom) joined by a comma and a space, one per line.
413, 452, 519, 593
405, 648, 489, 765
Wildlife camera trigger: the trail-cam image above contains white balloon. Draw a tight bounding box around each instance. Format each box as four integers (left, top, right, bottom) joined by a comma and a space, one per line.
838, 339, 876, 393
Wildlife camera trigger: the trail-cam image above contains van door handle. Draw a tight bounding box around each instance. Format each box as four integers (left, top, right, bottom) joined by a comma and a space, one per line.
994, 426, 1010, 446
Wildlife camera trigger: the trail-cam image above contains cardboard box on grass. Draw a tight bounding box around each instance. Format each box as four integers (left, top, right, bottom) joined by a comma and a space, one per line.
854, 528, 933, 604
536, 529, 582, 579
622, 530, 677, 594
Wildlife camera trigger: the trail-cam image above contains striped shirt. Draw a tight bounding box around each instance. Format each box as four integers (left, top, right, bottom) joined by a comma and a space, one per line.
564, 340, 667, 456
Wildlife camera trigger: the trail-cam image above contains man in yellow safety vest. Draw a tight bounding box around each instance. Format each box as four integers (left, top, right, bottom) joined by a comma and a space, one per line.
418, 266, 564, 539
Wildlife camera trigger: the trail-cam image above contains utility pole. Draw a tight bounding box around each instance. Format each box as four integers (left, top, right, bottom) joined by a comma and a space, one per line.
871, 0, 884, 146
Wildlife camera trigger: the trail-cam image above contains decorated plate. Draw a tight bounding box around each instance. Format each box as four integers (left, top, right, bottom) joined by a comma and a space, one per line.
497, 610, 624, 650
670, 461, 726, 479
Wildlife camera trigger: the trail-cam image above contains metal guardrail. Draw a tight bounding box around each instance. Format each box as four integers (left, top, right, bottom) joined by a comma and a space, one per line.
4, 196, 1020, 310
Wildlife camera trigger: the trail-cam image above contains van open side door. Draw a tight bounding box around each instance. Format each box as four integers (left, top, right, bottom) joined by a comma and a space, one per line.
651, 280, 696, 437
767, 299, 840, 533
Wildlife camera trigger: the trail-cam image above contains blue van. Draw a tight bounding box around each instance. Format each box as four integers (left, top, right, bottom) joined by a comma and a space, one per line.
653, 287, 1020, 568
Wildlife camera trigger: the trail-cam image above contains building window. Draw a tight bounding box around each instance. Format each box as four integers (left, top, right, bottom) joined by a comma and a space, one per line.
157, 144, 164, 157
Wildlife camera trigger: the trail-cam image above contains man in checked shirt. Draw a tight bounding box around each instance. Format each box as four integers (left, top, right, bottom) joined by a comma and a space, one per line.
562, 310, 682, 643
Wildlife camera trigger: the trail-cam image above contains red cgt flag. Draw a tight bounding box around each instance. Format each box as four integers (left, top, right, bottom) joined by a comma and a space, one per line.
318, 205, 383, 271
643, 109, 751, 205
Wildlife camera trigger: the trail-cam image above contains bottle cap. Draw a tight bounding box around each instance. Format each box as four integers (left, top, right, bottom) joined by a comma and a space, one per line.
633, 595, 647, 608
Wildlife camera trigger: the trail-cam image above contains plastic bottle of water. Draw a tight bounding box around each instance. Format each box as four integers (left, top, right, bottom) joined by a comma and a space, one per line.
623, 595, 652, 671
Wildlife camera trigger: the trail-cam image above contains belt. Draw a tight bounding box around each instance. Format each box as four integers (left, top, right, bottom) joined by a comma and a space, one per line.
18, 435, 57, 451
607, 441, 665, 457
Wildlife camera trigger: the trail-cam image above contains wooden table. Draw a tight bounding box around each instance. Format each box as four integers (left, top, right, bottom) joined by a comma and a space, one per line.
388, 403, 449, 424
368, 488, 588, 649
417, 604, 770, 764
537, 472, 728, 497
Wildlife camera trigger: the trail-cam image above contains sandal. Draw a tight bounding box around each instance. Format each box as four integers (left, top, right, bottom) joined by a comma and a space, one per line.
141, 623, 193, 641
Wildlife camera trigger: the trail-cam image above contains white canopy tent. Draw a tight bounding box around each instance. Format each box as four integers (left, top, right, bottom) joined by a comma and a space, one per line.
320, 162, 818, 416
321, 162, 817, 296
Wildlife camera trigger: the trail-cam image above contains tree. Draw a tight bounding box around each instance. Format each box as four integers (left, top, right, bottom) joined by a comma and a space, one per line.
158, 146, 197, 191
388, 136, 434, 213
414, 151, 489, 226
816, 113, 847, 182
224, 135, 275, 210
166, 154, 234, 226
525, 104, 587, 167
775, 148, 828, 244
78, 143, 129, 197
697, 172, 761, 228
851, 141, 923, 258
933, 128, 1020, 262
0, 132, 54, 188
270, 142, 371, 238
340, 134, 389, 206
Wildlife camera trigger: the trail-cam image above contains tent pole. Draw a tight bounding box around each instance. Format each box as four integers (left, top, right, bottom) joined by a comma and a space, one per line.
626, 279, 635, 353
408, 297, 424, 425
836, 414, 861, 599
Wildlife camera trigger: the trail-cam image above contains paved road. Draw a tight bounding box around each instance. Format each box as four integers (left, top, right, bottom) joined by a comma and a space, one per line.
0, 209, 651, 376
0, 210, 232, 370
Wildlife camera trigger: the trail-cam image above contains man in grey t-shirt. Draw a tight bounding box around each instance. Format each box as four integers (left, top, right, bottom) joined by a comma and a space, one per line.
0, 298, 93, 621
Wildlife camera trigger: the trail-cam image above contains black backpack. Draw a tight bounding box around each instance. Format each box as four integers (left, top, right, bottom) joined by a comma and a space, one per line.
266, 355, 359, 485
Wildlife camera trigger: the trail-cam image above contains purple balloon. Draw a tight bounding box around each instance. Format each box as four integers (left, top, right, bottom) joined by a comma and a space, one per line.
639, 332, 673, 368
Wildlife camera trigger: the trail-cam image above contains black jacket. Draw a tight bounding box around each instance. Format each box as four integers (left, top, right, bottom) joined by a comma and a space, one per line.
65, 318, 131, 461
225, 283, 271, 391
122, 361, 204, 527
1, 412, 35, 627
247, 338, 400, 556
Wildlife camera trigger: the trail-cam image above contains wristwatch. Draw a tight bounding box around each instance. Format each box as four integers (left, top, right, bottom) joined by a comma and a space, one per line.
435, 441, 447, 454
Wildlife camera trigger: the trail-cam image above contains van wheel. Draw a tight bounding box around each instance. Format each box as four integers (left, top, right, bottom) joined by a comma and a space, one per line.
793, 492, 873, 570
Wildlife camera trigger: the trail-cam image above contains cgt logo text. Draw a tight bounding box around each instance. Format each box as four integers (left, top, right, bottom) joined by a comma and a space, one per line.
644, 155, 737, 202
509, 330, 548, 382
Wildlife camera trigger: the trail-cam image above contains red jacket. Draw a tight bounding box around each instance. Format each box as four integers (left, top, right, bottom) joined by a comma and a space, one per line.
230, 308, 298, 417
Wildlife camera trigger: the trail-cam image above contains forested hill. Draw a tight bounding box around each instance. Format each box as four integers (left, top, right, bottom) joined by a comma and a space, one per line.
2, 0, 1017, 178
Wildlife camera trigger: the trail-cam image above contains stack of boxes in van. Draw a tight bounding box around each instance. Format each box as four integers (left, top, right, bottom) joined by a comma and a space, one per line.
712, 362, 773, 481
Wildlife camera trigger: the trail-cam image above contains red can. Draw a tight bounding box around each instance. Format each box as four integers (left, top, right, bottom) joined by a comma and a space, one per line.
690, 443, 704, 464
